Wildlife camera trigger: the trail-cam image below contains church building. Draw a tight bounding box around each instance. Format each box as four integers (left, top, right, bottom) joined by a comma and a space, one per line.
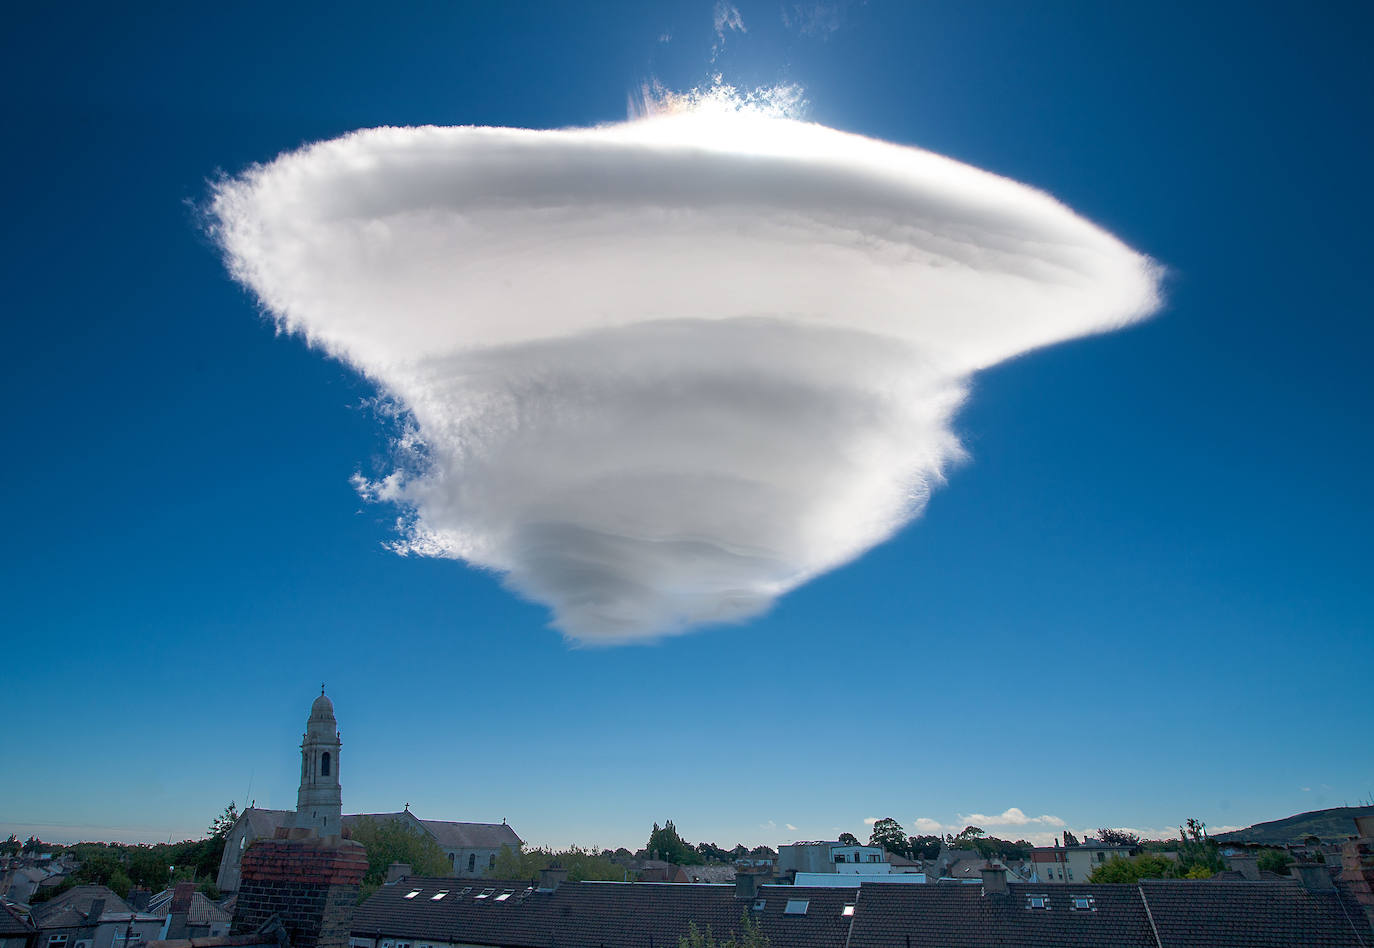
217, 691, 522, 892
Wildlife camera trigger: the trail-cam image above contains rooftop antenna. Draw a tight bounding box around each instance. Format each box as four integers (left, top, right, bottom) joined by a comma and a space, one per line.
244, 770, 254, 812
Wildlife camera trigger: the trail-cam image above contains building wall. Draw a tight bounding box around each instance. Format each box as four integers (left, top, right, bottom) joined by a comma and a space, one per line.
441, 849, 504, 879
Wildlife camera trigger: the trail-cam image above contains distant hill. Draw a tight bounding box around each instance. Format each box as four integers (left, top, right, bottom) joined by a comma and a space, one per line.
1213, 806, 1374, 844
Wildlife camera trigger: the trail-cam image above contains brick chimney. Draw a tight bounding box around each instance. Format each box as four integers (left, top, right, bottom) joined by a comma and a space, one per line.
537, 868, 568, 892
1340, 818, 1374, 929
231, 835, 368, 948
1224, 854, 1260, 881
980, 863, 1009, 896
384, 862, 411, 885
165, 882, 195, 940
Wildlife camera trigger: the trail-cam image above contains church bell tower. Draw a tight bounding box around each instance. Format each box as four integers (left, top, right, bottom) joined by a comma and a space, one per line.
293, 686, 343, 836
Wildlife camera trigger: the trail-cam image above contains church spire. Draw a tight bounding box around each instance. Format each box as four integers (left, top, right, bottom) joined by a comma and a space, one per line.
293, 689, 343, 837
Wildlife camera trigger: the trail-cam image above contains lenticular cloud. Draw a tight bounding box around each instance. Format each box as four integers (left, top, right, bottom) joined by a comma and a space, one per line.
211, 105, 1159, 643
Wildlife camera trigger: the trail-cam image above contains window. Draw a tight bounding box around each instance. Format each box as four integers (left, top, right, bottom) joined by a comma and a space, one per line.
783, 899, 809, 915
752, 899, 766, 912
1072, 896, 1095, 912
430, 891, 449, 901
468, 854, 476, 872
448, 853, 455, 867
404, 890, 421, 899
458, 887, 472, 896
489, 853, 497, 869
495, 891, 514, 901
842, 905, 855, 917
475, 888, 495, 900
1097, 852, 1106, 863
49, 936, 69, 948
1027, 895, 1048, 910
321, 752, 331, 776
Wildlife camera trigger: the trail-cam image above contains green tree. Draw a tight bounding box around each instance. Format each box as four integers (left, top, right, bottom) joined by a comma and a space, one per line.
347, 816, 450, 894
0, 835, 20, 856
678, 912, 770, 948
1088, 852, 1178, 883
868, 818, 909, 858
1257, 848, 1294, 875
647, 821, 703, 866
837, 833, 860, 847
489, 845, 626, 882
907, 835, 941, 860
1097, 828, 1140, 847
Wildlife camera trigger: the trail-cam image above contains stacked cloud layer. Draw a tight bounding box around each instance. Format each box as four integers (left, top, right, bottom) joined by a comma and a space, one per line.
211, 110, 1160, 643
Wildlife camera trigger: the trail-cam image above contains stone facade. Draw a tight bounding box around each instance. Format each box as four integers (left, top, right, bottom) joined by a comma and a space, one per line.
231, 838, 367, 948
1340, 820, 1374, 930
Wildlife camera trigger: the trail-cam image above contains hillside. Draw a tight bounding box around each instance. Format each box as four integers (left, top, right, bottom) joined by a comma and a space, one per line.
1213, 806, 1374, 844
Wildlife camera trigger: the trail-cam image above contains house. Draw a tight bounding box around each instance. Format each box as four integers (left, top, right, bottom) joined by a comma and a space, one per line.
778, 842, 889, 877
349, 871, 855, 948
0, 903, 37, 948
144, 885, 230, 940
1029, 841, 1137, 883
845, 865, 1372, 947
28, 887, 163, 948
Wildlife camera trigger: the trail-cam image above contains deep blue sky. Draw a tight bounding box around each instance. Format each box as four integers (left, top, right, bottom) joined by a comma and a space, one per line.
3, 1, 1370, 849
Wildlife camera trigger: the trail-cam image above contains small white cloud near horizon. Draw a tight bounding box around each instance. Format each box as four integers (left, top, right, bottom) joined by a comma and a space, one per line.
210, 88, 1159, 645
958, 807, 1066, 828
912, 817, 943, 833
786, 823, 798, 831
863, 817, 880, 826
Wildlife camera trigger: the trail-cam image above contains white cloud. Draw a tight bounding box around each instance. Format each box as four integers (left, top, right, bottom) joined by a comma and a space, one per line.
211, 97, 1159, 644
713, 1, 746, 43
786, 823, 797, 831
912, 817, 943, 833
863, 817, 880, 826
782, 2, 846, 37
958, 807, 1066, 828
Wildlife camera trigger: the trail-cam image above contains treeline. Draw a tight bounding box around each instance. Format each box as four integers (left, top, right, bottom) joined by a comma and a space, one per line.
864, 818, 1033, 862
645, 821, 776, 866
9, 803, 241, 902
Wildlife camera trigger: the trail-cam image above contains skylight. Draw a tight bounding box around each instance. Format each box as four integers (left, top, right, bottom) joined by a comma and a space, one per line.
495, 891, 514, 901
430, 891, 448, 901
784, 899, 809, 915
1028, 895, 1048, 910
842, 905, 855, 917
475, 888, 495, 899
404, 890, 421, 900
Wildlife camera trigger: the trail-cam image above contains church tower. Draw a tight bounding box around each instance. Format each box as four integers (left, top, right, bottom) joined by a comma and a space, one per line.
293, 687, 343, 836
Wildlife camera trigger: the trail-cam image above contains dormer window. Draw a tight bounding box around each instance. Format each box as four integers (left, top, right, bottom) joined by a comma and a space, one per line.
1072, 896, 1095, 911
1027, 895, 1048, 910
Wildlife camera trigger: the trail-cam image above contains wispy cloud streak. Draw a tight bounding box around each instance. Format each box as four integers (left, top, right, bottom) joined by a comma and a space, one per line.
210, 102, 1159, 643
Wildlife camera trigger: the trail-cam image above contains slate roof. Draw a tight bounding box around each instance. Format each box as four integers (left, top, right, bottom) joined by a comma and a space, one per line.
146, 889, 232, 926
419, 821, 523, 851
353, 877, 854, 948
846, 879, 1373, 948
848, 882, 1157, 948
30, 886, 133, 929
0, 902, 35, 936
1139, 878, 1371, 947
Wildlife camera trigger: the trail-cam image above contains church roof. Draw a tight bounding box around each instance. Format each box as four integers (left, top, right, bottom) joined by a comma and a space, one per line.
419, 820, 523, 850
